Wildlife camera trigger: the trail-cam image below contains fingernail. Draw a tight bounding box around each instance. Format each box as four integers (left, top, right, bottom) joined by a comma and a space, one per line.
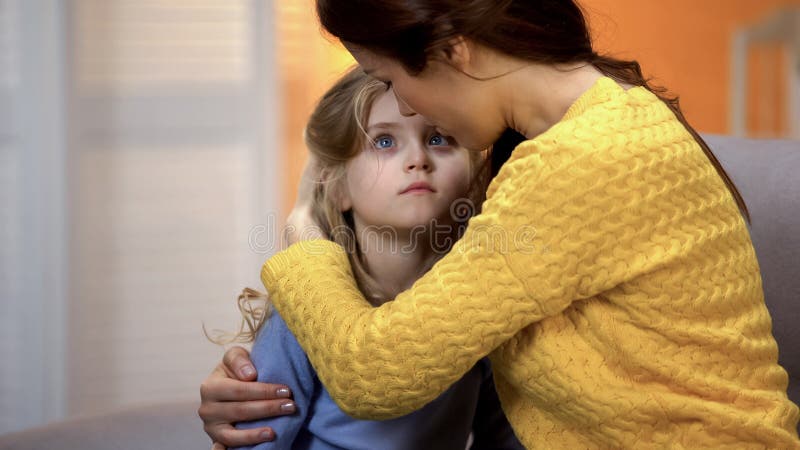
280, 402, 296, 413
276, 387, 291, 398
259, 429, 274, 441
240, 365, 256, 378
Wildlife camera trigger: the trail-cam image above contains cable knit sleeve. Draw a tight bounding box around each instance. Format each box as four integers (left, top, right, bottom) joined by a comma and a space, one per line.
262, 199, 534, 419
261, 81, 735, 419
261, 164, 538, 418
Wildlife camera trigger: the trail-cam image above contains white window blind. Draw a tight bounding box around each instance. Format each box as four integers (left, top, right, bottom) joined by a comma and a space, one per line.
0, 0, 281, 431
74, 0, 252, 89
65, 0, 281, 418
70, 145, 257, 411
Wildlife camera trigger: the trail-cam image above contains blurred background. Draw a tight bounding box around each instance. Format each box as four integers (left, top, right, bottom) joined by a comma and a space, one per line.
0, 0, 798, 434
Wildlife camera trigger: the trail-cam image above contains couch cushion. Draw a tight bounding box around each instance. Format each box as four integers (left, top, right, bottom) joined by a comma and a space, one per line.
0, 401, 208, 450
705, 134, 800, 408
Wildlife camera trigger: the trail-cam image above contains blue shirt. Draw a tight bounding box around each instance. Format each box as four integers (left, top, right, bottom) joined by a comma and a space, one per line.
234, 312, 523, 450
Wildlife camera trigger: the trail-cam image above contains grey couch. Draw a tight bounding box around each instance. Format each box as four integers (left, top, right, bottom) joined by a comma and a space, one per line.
707, 135, 799, 408
0, 401, 208, 450
0, 135, 797, 449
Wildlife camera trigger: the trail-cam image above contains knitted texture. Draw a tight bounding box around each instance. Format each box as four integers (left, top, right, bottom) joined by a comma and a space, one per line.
262, 77, 800, 448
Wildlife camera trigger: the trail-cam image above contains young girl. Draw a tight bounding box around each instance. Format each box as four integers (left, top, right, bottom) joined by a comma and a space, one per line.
215, 67, 522, 449
203, 1, 800, 448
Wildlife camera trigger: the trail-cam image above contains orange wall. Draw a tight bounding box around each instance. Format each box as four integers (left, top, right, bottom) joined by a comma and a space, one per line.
275, 0, 355, 215
276, 1, 799, 211
583, 0, 799, 134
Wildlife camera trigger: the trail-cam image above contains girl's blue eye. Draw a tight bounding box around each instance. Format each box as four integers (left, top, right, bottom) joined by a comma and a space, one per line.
374, 135, 395, 149
429, 134, 450, 146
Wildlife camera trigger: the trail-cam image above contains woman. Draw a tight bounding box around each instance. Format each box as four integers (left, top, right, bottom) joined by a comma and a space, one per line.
201, 1, 800, 448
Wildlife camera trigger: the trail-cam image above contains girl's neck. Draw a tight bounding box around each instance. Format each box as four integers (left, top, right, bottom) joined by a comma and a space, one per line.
355, 226, 444, 298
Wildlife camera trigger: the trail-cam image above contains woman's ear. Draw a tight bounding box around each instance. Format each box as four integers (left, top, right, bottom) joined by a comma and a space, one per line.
442, 36, 472, 72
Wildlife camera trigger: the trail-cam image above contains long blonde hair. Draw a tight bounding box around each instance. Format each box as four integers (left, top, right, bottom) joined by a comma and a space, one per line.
207, 67, 488, 345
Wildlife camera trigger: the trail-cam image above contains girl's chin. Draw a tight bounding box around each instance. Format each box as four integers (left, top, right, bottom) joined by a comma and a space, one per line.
395, 216, 457, 231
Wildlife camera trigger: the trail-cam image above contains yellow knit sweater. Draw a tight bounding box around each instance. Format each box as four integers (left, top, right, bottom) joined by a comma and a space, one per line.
262, 77, 800, 448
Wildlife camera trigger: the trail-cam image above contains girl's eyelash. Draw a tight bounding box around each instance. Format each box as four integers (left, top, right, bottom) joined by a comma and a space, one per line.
369, 132, 454, 150
428, 133, 452, 146
372, 134, 395, 149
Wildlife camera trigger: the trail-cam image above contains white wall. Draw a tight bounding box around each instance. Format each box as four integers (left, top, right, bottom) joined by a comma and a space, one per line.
0, 0, 283, 432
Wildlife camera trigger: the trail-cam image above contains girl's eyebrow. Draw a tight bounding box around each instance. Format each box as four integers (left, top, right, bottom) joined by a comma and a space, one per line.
366, 122, 400, 132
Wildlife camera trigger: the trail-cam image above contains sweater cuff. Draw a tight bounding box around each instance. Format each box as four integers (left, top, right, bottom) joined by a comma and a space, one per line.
261, 239, 345, 286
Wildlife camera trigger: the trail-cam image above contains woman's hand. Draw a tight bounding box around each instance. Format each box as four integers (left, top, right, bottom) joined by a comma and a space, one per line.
283, 154, 324, 247
199, 346, 296, 450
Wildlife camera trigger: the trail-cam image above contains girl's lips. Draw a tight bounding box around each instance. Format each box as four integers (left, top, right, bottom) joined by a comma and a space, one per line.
400, 182, 436, 194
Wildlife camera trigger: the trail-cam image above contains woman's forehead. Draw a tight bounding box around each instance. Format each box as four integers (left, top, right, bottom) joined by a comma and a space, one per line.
347, 44, 395, 76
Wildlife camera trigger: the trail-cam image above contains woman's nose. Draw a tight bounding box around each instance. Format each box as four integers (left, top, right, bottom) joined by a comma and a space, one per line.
395, 93, 416, 117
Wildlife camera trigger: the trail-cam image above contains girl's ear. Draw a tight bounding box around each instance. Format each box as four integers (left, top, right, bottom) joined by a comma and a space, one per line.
324, 169, 352, 212
337, 184, 353, 212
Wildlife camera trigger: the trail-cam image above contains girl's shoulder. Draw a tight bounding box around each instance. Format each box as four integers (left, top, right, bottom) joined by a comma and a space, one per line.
250, 311, 317, 384
252, 310, 293, 347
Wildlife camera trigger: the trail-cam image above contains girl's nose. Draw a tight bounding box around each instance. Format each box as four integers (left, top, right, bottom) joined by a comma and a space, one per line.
405, 144, 432, 172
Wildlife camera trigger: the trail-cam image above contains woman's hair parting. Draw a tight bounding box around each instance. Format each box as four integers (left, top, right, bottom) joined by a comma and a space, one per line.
316, 0, 750, 222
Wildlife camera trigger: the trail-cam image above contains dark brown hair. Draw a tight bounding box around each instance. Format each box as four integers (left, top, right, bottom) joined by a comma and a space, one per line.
316, 0, 749, 222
